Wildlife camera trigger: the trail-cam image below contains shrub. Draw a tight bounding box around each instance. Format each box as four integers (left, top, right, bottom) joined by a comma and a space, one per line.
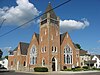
92, 68, 100, 70
34, 67, 48, 72
97, 68, 100, 70
73, 68, 83, 71
83, 69, 89, 71
82, 66, 89, 69
75, 66, 81, 68
64, 69, 72, 71
92, 67, 96, 70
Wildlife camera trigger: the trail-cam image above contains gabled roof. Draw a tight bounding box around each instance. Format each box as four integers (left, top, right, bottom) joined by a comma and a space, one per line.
12, 42, 29, 55
95, 55, 100, 60
41, 3, 57, 20
19, 42, 29, 55
79, 49, 88, 56
73, 43, 79, 49
13, 47, 18, 51
34, 33, 39, 43
60, 32, 67, 45
9, 47, 17, 55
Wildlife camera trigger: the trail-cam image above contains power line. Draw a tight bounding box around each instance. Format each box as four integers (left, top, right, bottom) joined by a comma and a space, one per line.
0, 0, 71, 38
0, 9, 8, 30
0, 19, 6, 29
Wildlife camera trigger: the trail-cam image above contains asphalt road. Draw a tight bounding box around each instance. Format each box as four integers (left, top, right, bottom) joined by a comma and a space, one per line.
0, 71, 100, 75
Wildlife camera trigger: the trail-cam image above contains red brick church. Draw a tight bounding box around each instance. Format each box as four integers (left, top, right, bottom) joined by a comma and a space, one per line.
8, 3, 79, 71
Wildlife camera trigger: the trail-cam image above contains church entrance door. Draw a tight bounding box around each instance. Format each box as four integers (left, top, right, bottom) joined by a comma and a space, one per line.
52, 57, 57, 71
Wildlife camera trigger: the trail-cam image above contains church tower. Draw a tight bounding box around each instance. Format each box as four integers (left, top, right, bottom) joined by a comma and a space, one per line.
39, 3, 61, 71
8, 3, 77, 72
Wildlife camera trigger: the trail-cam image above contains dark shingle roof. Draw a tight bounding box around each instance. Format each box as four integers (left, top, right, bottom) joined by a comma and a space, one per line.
20, 42, 29, 55
41, 3, 57, 20
34, 33, 39, 43
85, 60, 96, 64
13, 47, 18, 51
96, 55, 100, 60
60, 32, 67, 45
73, 43, 79, 49
79, 50, 87, 56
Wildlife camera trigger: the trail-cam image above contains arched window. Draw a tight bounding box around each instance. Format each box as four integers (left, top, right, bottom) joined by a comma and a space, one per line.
42, 59, 45, 66
55, 47, 57, 52
45, 46, 46, 52
67, 55, 70, 64
70, 55, 72, 63
64, 45, 72, 64
52, 46, 57, 52
41, 46, 46, 53
64, 55, 65, 63
33, 57, 35, 64
30, 45, 37, 65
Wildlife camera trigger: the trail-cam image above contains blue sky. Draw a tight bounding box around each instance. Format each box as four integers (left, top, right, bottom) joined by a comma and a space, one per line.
0, 0, 100, 56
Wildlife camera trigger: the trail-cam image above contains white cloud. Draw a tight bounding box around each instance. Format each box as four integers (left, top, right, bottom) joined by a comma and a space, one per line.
92, 48, 100, 50
0, 0, 40, 26
60, 18, 89, 33
88, 47, 100, 55
90, 48, 100, 54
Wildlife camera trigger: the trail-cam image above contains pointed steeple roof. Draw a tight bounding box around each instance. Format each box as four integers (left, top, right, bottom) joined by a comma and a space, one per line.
45, 3, 53, 12
41, 3, 57, 20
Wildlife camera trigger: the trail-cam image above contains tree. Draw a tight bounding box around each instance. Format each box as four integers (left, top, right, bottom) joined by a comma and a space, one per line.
75, 44, 82, 50
0, 49, 3, 58
5, 56, 8, 59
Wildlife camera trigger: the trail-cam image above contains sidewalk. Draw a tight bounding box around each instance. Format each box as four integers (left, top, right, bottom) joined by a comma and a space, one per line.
59, 71, 100, 74
16, 70, 100, 74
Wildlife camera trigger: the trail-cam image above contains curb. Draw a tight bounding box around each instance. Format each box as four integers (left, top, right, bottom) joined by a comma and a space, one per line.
59, 71, 100, 74
15, 71, 100, 74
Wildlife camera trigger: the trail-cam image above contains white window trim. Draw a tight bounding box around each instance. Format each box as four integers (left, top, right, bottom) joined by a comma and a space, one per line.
42, 58, 45, 66
52, 46, 57, 53
64, 45, 73, 64
41, 47, 46, 53
52, 46, 54, 52
45, 29, 46, 35
30, 45, 37, 65
55, 47, 57, 52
